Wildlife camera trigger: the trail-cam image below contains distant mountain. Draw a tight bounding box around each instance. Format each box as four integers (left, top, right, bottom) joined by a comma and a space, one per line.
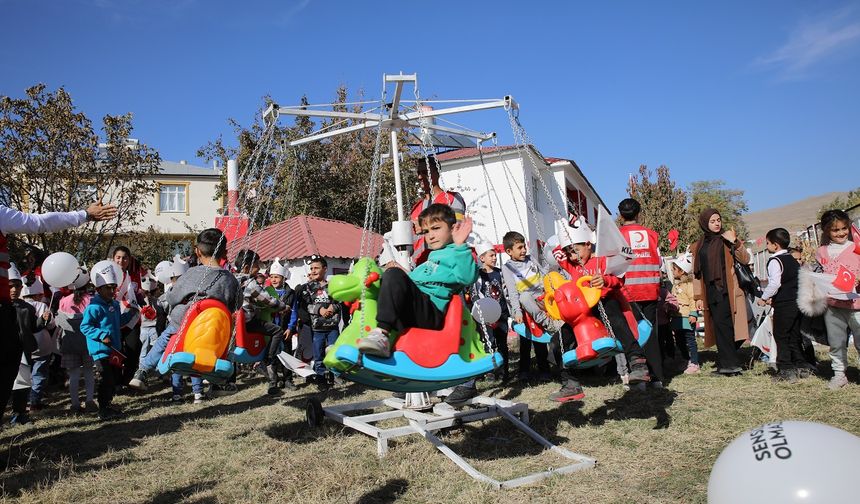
743, 191, 846, 241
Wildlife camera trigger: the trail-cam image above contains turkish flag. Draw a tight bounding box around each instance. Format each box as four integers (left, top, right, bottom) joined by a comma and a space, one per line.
668, 229, 679, 250
832, 265, 857, 293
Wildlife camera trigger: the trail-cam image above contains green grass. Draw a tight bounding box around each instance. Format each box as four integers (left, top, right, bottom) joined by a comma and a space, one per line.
2, 346, 859, 504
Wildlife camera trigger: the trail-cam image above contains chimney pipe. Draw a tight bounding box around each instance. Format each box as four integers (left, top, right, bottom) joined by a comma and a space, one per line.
227, 159, 239, 216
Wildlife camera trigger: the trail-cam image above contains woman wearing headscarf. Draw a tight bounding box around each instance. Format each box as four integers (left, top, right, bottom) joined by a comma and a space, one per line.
691, 208, 750, 375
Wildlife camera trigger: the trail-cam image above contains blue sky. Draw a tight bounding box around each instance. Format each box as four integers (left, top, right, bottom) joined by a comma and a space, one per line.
2, 0, 859, 212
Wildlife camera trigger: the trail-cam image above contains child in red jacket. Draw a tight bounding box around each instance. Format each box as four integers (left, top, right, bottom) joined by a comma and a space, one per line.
555, 229, 650, 385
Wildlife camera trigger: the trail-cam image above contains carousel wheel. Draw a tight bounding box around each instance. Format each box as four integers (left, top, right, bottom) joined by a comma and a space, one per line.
306, 397, 324, 428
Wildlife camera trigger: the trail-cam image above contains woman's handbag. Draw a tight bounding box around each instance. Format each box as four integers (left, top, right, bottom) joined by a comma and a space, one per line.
731, 246, 762, 297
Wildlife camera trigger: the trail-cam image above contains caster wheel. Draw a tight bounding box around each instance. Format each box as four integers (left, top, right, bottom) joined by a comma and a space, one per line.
306, 397, 324, 427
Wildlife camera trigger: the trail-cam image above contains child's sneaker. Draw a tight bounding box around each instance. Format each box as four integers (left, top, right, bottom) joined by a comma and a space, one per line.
549, 383, 585, 402
828, 373, 848, 390
9, 412, 30, 426
128, 369, 149, 391
683, 362, 700, 375
356, 328, 391, 357
772, 369, 798, 384
85, 400, 99, 413
171, 394, 183, 403
627, 358, 651, 384
444, 384, 478, 406
193, 393, 205, 404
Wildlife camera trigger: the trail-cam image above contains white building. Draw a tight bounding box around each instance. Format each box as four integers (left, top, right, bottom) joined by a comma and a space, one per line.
435, 145, 606, 254
126, 160, 223, 235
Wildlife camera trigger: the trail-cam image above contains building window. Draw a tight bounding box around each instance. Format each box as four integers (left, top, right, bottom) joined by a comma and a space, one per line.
159, 184, 187, 213
531, 176, 540, 211
567, 187, 588, 223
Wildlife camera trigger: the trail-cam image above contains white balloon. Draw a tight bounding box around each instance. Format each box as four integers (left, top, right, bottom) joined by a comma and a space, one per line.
471, 297, 502, 325
154, 260, 172, 285
708, 421, 860, 504
41, 252, 80, 288
542, 235, 561, 272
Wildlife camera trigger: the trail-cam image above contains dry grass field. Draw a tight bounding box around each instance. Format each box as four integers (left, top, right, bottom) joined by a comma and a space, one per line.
2, 345, 859, 504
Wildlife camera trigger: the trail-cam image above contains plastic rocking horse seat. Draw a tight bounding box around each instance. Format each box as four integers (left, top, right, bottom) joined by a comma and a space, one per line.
157, 298, 234, 382
229, 309, 268, 364
545, 275, 630, 369
332, 294, 503, 393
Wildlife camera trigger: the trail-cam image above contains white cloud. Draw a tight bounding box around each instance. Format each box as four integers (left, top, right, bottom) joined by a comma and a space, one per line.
274, 0, 312, 26
755, 7, 860, 79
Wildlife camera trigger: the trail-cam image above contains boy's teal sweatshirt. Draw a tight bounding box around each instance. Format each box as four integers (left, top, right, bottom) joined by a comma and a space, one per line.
81, 295, 135, 360
410, 243, 479, 312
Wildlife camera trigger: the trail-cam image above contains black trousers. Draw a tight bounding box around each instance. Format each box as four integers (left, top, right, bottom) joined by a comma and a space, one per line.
11, 388, 28, 415
519, 336, 550, 375
120, 326, 141, 386
96, 358, 117, 410
555, 324, 580, 387
631, 300, 664, 381
0, 303, 21, 425
247, 318, 288, 386
598, 297, 646, 361
707, 284, 741, 370
376, 268, 445, 333
266, 323, 293, 381
671, 325, 691, 361
772, 301, 806, 370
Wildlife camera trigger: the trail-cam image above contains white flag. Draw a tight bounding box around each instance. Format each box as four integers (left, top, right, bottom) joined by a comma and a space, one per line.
594, 205, 634, 277
750, 313, 776, 362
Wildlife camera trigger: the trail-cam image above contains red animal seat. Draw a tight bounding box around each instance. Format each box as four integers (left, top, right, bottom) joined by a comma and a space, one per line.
393, 295, 465, 369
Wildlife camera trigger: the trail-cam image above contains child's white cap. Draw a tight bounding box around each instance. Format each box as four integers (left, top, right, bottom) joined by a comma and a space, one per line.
8, 262, 22, 282
672, 253, 694, 275
22, 278, 44, 297
269, 257, 288, 278
566, 216, 595, 245
555, 218, 574, 248
91, 260, 120, 288
154, 260, 172, 285
475, 239, 496, 258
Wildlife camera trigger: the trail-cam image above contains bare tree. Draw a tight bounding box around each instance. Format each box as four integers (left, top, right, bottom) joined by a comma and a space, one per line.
0, 84, 161, 263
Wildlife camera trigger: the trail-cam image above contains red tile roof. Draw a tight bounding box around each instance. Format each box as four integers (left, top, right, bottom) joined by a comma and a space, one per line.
228, 215, 384, 262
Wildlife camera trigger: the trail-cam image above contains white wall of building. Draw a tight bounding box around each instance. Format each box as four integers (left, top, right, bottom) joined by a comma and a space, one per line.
437, 149, 601, 259
123, 176, 221, 234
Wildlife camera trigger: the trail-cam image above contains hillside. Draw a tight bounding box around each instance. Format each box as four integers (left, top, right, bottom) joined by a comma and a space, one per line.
743, 191, 846, 240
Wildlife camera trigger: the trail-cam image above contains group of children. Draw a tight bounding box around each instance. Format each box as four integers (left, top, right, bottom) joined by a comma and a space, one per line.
7, 204, 859, 424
